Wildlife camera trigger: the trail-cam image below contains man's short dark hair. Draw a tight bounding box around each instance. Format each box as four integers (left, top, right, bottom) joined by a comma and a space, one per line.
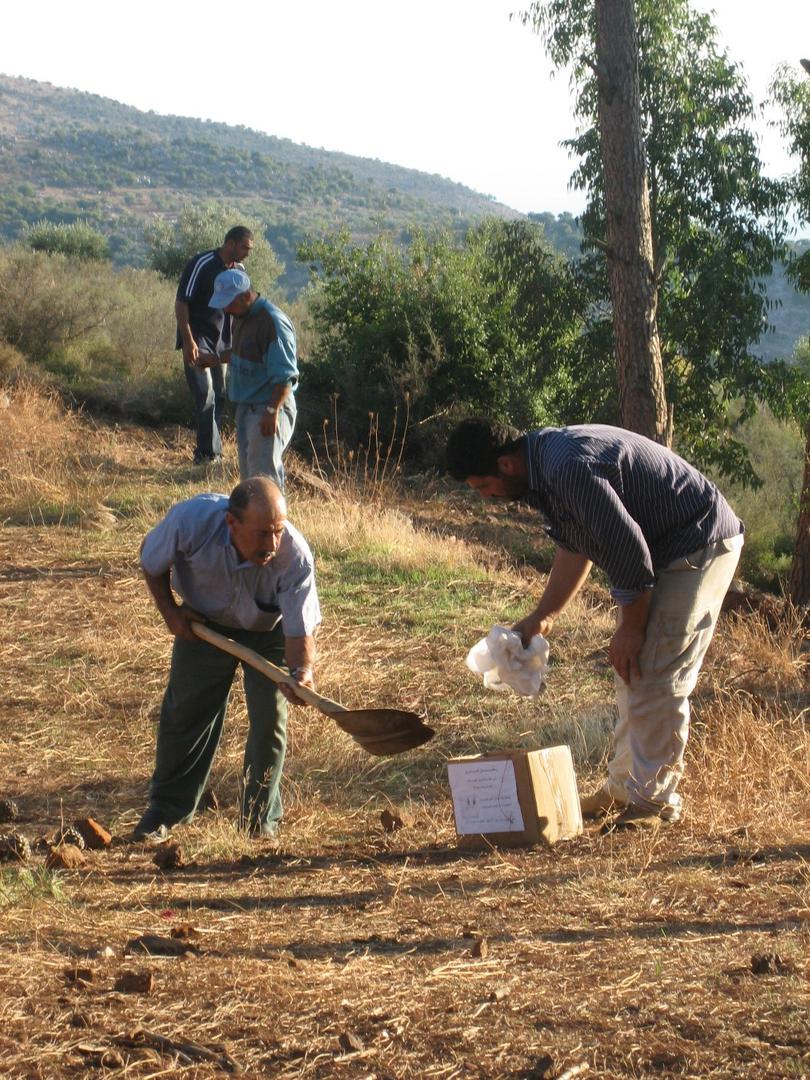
445, 418, 523, 480
228, 476, 280, 519
224, 226, 253, 245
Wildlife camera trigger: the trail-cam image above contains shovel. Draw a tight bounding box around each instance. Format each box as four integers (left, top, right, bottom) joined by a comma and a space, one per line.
191, 622, 435, 756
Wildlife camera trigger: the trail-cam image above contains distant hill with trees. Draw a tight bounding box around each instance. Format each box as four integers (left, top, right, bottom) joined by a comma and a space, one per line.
0, 72, 806, 357
0, 73, 521, 292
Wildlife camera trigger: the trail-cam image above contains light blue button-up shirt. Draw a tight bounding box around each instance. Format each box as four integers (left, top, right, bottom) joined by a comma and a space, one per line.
140, 494, 321, 637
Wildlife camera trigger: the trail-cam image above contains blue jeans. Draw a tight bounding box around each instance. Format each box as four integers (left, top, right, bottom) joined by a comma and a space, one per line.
235, 397, 296, 489
185, 362, 226, 461
148, 621, 287, 832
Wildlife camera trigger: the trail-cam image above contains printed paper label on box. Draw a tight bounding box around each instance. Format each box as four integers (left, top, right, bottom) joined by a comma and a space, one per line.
448, 759, 525, 834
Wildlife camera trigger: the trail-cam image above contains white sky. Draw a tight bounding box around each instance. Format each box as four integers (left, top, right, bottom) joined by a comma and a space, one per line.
0, 0, 807, 218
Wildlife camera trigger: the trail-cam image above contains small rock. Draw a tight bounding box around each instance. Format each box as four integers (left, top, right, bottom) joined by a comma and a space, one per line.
521, 1054, 554, 1079
170, 924, 200, 941
64, 966, 94, 985
73, 818, 112, 850
82, 503, 117, 531
751, 952, 795, 975
338, 1030, 364, 1054
46, 844, 87, 870
471, 936, 488, 959
0, 798, 20, 823
114, 970, 154, 994
152, 841, 184, 870
125, 934, 198, 957
380, 808, 409, 833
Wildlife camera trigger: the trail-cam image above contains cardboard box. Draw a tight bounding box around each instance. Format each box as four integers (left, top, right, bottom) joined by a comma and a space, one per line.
447, 746, 583, 848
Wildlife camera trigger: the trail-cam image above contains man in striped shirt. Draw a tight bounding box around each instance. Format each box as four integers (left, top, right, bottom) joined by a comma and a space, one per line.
446, 419, 744, 830
175, 227, 254, 464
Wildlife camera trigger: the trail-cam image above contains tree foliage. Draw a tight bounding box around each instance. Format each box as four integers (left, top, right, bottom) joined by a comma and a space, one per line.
299, 222, 587, 457
771, 65, 810, 291
23, 219, 109, 261
524, 0, 786, 482
768, 63, 810, 606
145, 204, 284, 296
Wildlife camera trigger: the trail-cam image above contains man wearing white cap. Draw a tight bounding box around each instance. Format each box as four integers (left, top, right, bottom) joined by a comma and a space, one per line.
207, 268, 298, 489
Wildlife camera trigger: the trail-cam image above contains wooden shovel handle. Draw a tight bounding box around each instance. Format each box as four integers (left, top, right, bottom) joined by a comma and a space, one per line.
191, 622, 348, 715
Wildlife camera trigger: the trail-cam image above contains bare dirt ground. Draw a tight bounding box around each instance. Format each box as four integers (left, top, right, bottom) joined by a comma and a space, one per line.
0, 400, 808, 1079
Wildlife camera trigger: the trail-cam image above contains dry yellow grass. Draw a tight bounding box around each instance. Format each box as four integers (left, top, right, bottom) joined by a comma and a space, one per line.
0, 384, 808, 1078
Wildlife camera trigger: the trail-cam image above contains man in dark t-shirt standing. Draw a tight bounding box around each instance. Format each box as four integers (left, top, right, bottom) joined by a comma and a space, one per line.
175, 226, 254, 464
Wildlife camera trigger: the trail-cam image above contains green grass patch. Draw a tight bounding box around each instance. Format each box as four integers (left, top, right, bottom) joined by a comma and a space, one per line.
316, 553, 522, 635
0, 866, 69, 908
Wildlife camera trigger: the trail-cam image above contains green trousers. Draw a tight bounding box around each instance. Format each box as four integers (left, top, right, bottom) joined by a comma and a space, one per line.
148, 621, 287, 832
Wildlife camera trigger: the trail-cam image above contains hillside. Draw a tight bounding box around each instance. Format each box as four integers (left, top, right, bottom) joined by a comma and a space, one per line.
0, 73, 521, 291
0, 73, 807, 350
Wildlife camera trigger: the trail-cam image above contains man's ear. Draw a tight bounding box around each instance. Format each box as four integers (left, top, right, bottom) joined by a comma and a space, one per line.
497, 452, 519, 477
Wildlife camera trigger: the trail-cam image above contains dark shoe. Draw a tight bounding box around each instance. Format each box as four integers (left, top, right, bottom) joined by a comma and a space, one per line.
601, 804, 674, 834
246, 821, 280, 840
132, 808, 171, 842
579, 787, 625, 819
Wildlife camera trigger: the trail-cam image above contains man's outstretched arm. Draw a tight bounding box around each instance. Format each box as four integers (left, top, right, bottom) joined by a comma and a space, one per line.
512, 547, 593, 646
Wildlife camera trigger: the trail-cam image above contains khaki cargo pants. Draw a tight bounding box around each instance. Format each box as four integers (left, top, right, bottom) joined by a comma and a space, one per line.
607, 535, 744, 821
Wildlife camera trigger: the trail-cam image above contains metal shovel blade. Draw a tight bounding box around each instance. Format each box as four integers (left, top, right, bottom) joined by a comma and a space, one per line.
347, 723, 436, 757
333, 710, 436, 756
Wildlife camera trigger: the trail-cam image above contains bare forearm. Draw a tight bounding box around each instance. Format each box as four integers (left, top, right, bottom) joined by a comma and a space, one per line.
269, 384, 292, 410
143, 569, 179, 623
535, 548, 592, 619
512, 548, 592, 645
284, 635, 316, 676
609, 591, 652, 683
618, 591, 651, 633
175, 300, 194, 343
142, 568, 201, 641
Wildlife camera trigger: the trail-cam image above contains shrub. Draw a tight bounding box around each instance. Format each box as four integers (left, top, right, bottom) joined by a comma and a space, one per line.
145, 203, 283, 296
23, 219, 110, 261
0, 245, 189, 423
299, 221, 586, 461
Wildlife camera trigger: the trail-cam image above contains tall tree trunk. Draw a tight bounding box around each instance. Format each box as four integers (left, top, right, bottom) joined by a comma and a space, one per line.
594, 0, 669, 444
789, 422, 810, 608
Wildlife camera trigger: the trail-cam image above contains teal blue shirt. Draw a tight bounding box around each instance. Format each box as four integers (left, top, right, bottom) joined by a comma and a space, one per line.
228, 296, 298, 404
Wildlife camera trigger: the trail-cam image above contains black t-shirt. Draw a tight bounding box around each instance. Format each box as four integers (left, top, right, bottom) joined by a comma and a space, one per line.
175, 249, 232, 352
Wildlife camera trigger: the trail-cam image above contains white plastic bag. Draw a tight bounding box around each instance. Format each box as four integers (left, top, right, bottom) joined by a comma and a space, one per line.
465, 625, 549, 697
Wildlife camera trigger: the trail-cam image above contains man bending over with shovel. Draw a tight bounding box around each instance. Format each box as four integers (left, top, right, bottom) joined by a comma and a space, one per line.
133, 476, 320, 841
446, 419, 743, 831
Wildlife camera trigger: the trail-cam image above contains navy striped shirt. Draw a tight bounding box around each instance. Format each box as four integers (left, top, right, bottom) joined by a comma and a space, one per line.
523, 425, 743, 603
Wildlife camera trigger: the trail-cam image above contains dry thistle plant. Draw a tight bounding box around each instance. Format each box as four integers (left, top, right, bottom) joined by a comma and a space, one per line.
305, 397, 410, 505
